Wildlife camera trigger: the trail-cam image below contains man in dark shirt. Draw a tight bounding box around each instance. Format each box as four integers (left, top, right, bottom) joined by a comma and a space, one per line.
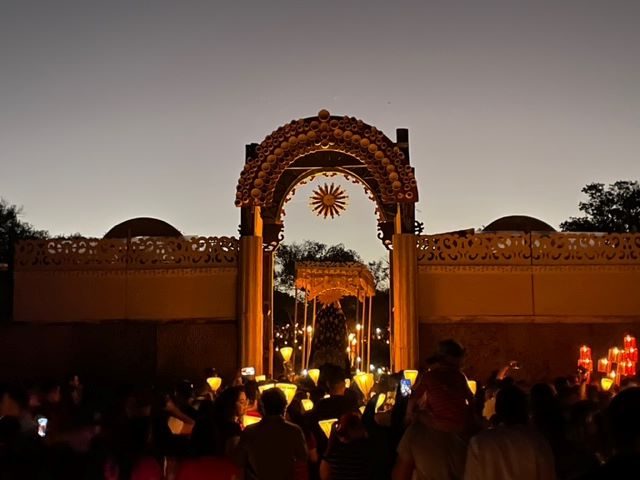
235, 388, 308, 480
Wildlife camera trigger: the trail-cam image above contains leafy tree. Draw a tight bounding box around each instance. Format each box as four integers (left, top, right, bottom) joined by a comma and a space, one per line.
560, 181, 640, 233
0, 199, 48, 265
274, 240, 389, 293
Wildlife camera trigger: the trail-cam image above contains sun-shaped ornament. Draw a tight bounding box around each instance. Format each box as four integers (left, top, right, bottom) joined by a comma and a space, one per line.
310, 183, 349, 219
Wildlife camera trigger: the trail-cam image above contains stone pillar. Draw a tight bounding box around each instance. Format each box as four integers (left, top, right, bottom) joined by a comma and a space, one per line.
392, 233, 418, 371
239, 235, 264, 374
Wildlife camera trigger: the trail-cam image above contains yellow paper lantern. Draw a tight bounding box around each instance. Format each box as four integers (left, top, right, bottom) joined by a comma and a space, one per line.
206, 376, 222, 392
600, 377, 614, 392
243, 415, 261, 427
375, 393, 387, 411
258, 383, 276, 394
301, 399, 314, 412
467, 380, 477, 395
255, 375, 266, 382
319, 418, 337, 438
353, 373, 374, 398
359, 405, 366, 414
308, 369, 320, 386
276, 383, 298, 405
280, 346, 293, 362
403, 370, 419, 387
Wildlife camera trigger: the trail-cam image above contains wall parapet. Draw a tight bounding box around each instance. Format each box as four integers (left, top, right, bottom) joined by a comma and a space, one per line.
417, 232, 640, 266
15, 236, 239, 271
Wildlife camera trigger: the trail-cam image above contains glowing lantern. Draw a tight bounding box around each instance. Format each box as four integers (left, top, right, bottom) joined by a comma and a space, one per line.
280, 346, 293, 363
276, 383, 298, 405
243, 415, 261, 427
206, 376, 222, 392
255, 375, 266, 382
168, 417, 185, 435
318, 419, 337, 438
608, 347, 622, 364
600, 377, 614, 392
375, 393, 386, 411
359, 406, 366, 414
579, 345, 591, 361
258, 383, 276, 394
344, 379, 351, 388
467, 380, 477, 395
353, 373, 374, 397
404, 370, 419, 387
597, 358, 609, 373
308, 369, 320, 386
301, 399, 314, 412
627, 347, 638, 362
624, 335, 637, 350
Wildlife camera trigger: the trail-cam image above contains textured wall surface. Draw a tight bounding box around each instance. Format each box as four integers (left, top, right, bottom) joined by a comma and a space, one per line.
0, 321, 237, 384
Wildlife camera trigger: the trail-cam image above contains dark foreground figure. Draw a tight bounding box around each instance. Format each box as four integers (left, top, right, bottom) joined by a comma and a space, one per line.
1, 339, 639, 480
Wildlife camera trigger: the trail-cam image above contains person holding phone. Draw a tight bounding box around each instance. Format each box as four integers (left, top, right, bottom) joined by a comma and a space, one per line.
393, 340, 474, 480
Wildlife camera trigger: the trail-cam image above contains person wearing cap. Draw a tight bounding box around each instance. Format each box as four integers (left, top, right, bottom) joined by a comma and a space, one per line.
393, 339, 474, 480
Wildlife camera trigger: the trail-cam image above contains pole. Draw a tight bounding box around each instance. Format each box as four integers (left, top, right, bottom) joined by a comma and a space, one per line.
367, 294, 373, 369
361, 293, 366, 370
308, 297, 317, 369
302, 291, 309, 373
292, 287, 298, 373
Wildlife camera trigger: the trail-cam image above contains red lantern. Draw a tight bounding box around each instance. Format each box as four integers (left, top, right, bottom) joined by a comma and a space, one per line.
579, 345, 592, 361
624, 335, 637, 350
627, 347, 638, 362
597, 358, 609, 373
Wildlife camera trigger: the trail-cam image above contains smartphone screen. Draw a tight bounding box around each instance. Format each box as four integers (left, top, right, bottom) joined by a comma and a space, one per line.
37, 417, 48, 437
400, 378, 412, 397
241, 366, 256, 376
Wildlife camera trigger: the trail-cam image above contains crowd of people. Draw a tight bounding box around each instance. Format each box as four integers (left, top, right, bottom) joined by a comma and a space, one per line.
1, 339, 639, 480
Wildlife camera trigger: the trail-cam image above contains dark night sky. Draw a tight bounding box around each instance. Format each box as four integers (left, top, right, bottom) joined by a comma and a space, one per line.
1, 1, 638, 261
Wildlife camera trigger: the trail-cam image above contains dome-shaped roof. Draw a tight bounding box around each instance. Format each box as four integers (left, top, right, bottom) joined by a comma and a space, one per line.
104, 217, 182, 238
483, 215, 556, 233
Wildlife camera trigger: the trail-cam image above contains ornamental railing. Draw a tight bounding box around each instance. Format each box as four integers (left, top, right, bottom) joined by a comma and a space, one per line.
417, 233, 640, 266
15, 236, 239, 271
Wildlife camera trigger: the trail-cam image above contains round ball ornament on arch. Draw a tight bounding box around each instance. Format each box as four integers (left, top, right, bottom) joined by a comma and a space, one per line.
235, 109, 419, 209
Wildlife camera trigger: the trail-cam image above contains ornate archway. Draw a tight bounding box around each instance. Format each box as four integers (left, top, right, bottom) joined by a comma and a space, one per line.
235, 110, 420, 374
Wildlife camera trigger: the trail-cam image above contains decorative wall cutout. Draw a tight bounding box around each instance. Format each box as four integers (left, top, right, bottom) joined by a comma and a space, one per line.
417, 233, 640, 265
15, 237, 239, 271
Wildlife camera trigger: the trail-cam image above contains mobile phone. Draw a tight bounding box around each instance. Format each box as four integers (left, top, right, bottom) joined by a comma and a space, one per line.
400, 378, 412, 397
37, 417, 48, 437
241, 366, 256, 377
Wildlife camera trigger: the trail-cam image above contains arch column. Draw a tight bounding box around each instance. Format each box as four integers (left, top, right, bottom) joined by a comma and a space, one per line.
238, 207, 264, 373
392, 233, 418, 371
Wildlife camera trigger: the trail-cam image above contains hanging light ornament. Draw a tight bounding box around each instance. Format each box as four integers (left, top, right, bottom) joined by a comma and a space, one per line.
309, 183, 348, 219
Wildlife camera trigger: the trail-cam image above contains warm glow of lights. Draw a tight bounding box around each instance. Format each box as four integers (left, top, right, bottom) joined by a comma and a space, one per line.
243, 415, 261, 427
467, 380, 477, 395
356, 324, 362, 331
302, 399, 314, 412
258, 383, 276, 394
280, 346, 293, 362
404, 370, 419, 386
600, 377, 614, 392
344, 379, 350, 388
206, 376, 222, 392
348, 333, 356, 341
318, 419, 337, 438
375, 393, 386, 411
276, 383, 298, 405
353, 372, 374, 397
168, 417, 185, 435
255, 375, 266, 382
351, 338, 357, 346
308, 369, 320, 386
307, 326, 313, 334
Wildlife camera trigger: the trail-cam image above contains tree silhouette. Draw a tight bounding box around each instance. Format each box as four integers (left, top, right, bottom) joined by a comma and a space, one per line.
560, 181, 640, 233
0, 199, 48, 265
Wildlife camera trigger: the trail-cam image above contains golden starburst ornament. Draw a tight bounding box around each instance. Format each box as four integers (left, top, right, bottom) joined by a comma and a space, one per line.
310, 183, 348, 219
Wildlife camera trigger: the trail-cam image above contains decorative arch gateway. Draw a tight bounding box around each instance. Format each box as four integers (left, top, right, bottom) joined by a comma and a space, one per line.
235, 110, 420, 375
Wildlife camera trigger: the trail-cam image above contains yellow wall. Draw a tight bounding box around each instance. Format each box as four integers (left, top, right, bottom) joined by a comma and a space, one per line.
417, 233, 640, 321
13, 237, 238, 322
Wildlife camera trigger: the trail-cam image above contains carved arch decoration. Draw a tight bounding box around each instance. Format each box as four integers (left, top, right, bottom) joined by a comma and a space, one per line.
235, 109, 420, 249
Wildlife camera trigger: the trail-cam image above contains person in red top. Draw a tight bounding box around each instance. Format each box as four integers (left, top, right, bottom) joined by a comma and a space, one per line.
393, 339, 475, 480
